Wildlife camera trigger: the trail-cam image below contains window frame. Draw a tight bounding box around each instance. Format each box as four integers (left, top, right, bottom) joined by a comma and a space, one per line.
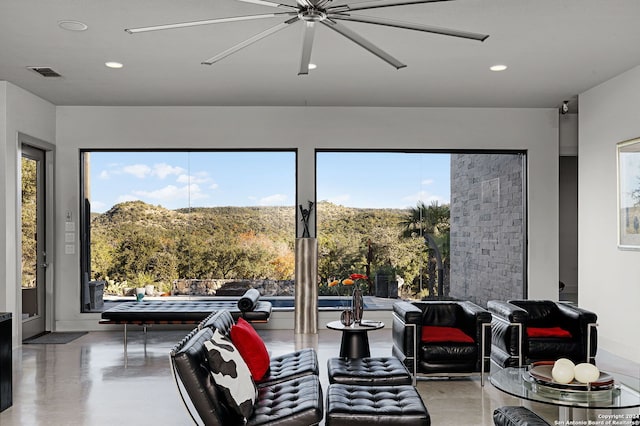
79, 148, 298, 312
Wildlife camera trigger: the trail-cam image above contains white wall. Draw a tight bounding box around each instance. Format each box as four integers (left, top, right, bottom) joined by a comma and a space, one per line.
559, 113, 578, 156
0, 83, 7, 317
0, 82, 56, 347
579, 65, 640, 363
55, 106, 560, 330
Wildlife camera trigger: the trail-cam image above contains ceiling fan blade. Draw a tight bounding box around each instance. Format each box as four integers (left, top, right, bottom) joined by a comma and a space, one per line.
320, 19, 406, 69
125, 13, 294, 34
237, 0, 298, 10
299, 22, 316, 75
202, 17, 299, 65
328, 0, 454, 13
329, 13, 488, 41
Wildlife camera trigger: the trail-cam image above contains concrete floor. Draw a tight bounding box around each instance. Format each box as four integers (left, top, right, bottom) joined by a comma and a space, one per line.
1, 326, 638, 426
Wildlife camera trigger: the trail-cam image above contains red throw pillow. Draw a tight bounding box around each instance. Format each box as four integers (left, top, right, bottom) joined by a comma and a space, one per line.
526, 326, 572, 338
230, 317, 270, 381
421, 326, 474, 343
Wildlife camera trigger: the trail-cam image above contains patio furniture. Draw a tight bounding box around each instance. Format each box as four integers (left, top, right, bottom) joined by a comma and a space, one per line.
487, 299, 597, 368
391, 300, 491, 385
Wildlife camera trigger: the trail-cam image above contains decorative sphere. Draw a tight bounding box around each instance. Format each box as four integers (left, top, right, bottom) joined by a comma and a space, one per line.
574, 363, 600, 384
552, 360, 575, 384
555, 358, 575, 368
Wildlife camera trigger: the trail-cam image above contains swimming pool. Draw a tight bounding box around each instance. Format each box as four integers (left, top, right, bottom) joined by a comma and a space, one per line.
262, 297, 372, 309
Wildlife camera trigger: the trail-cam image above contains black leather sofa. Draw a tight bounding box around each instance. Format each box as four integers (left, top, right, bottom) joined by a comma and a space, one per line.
391, 300, 492, 385
488, 299, 598, 368
170, 309, 323, 426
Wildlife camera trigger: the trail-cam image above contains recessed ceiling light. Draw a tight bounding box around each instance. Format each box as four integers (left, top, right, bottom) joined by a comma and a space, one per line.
105, 62, 124, 69
58, 20, 88, 31
308, 63, 317, 70
490, 64, 508, 72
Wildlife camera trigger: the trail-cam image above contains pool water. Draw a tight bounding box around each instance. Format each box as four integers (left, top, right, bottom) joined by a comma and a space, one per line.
263, 297, 366, 309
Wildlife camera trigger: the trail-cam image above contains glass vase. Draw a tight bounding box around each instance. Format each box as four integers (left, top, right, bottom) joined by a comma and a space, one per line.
340, 309, 354, 326
352, 286, 363, 324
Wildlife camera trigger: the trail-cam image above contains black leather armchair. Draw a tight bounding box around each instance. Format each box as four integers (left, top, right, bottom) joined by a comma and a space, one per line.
488, 300, 598, 368
391, 300, 492, 385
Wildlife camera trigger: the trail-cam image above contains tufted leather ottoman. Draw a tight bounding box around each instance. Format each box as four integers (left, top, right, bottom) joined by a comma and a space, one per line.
259, 348, 319, 385
326, 383, 430, 426
327, 357, 412, 386
492, 406, 550, 426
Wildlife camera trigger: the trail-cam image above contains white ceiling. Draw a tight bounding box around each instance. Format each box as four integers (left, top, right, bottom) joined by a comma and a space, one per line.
2, 0, 640, 109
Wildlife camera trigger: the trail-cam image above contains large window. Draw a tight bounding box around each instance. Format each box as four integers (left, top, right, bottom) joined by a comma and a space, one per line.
80, 150, 296, 312
316, 150, 526, 307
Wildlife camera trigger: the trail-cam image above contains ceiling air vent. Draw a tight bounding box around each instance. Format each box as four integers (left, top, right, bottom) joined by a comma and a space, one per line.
27, 66, 62, 78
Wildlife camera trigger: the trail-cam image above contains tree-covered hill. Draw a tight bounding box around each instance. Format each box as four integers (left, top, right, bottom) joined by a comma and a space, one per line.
90, 200, 447, 297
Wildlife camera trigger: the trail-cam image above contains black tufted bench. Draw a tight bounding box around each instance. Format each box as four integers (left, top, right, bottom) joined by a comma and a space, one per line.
100, 289, 272, 351
493, 406, 550, 426
325, 383, 430, 426
327, 357, 412, 386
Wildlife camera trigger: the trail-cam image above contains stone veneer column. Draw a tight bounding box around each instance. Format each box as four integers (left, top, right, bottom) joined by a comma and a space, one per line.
449, 153, 525, 307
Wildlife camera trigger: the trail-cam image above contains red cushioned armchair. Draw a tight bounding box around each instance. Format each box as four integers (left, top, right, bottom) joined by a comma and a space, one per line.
392, 300, 492, 385
487, 300, 598, 368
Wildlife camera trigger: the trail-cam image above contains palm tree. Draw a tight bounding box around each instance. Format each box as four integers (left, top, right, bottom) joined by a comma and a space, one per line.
401, 201, 450, 298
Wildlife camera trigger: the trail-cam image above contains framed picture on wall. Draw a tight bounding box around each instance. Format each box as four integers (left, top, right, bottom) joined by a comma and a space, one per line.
617, 137, 640, 249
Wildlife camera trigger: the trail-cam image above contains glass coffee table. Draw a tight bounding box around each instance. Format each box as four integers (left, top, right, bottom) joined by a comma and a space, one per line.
490, 366, 640, 421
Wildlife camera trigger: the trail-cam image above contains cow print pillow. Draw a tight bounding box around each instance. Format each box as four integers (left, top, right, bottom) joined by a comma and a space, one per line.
204, 329, 257, 420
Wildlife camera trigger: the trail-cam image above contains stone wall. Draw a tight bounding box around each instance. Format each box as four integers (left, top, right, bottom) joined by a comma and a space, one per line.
449, 153, 525, 307
172, 279, 295, 296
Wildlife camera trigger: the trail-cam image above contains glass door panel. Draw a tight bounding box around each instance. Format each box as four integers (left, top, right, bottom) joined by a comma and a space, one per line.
21, 145, 46, 338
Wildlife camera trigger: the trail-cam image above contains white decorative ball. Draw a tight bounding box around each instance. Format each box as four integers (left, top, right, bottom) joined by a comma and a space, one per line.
574, 363, 600, 384
555, 358, 575, 368
551, 361, 575, 384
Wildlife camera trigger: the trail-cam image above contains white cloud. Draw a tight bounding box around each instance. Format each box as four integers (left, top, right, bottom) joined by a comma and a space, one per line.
116, 194, 139, 203
132, 184, 209, 202
90, 200, 108, 212
177, 172, 212, 185
153, 163, 185, 179
422, 179, 435, 185
401, 190, 449, 207
103, 162, 185, 180
258, 194, 288, 206
123, 164, 152, 178
328, 194, 351, 204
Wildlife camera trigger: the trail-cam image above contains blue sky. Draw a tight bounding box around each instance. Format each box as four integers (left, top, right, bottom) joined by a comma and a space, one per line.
317, 152, 450, 209
88, 151, 450, 213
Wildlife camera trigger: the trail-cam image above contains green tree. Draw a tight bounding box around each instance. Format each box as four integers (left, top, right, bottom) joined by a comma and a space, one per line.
401, 201, 450, 298
21, 158, 37, 287
110, 228, 163, 280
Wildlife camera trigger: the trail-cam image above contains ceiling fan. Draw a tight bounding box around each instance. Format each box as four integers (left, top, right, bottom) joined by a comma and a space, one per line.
125, 0, 489, 75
